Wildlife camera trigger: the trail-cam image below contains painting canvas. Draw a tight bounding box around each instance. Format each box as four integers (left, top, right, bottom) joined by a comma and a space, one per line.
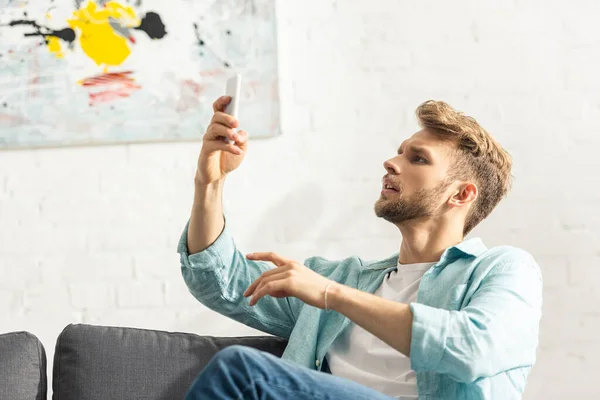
0, 0, 280, 149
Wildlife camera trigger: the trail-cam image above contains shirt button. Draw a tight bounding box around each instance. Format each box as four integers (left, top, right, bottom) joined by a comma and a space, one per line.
315, 359, 320, 367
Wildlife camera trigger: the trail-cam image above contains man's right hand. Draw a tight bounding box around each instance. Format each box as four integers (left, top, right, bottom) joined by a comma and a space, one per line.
195, 96, 249, 186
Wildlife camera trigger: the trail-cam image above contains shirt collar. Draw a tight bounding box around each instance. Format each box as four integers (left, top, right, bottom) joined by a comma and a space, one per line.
364, 236, 487, 270
433, 236, 487, 269
447, 236, 487, 258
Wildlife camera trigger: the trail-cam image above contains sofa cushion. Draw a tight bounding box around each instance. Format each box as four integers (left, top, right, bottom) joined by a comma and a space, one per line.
0, 331, 47, 400
52, 323, 288, 400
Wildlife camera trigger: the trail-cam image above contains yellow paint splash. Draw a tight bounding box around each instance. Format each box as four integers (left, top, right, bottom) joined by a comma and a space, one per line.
47, 1, 140, 70
46, 36, 64, 58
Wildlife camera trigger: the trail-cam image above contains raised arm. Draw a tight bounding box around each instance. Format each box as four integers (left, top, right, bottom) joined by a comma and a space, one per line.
179, 96, 297, 338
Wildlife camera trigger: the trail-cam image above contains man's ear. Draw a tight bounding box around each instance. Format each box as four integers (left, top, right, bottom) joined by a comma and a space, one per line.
449, 182, 477, 208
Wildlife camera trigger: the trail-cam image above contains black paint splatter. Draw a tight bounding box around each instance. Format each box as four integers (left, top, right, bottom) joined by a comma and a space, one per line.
134, 12, 166, 39
192, 22, 230, 68
7, 9, 170, 63
9, 20, 75, 45
9, 11, 167, 50
193, 23, 204, 45
226, 30, 231, 35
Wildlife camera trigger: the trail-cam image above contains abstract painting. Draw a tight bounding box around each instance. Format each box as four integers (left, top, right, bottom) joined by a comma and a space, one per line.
0, 0, 280, 149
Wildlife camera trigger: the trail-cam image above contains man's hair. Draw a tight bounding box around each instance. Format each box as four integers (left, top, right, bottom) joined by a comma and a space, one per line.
415, 100, 513, 236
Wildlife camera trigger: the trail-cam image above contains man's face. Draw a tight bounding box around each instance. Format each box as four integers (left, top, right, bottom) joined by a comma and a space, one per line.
374, 129, 456, 224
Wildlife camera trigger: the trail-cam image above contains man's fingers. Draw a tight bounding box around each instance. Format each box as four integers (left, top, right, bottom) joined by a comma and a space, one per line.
205, 123, 239, 143
234, 130, 248, 146
249, 279, 288, 306
211, 111, 238, 130
202, 139, 244, 155
244, 268, 291, 297
246, 252, 289, 267
213, 96, 231, 113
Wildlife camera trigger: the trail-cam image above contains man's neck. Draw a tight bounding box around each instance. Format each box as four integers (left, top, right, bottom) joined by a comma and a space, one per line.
397, 223, 464, 265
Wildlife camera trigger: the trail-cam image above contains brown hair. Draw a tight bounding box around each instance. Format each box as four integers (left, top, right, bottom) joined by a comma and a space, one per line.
415, 100, 513, 236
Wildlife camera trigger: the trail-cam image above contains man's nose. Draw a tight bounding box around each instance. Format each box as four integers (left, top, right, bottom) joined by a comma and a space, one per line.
383, 159, 399, 175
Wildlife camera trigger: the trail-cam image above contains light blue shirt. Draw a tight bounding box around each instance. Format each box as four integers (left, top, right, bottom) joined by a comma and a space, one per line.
178, 219, 542, 400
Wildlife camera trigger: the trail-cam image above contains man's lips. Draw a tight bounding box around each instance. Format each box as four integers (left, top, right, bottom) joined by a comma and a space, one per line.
382, 177, 399, 192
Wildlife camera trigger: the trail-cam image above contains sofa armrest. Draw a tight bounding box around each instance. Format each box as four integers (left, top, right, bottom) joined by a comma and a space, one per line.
52, 323, 288, 400
0, 331, 47, 400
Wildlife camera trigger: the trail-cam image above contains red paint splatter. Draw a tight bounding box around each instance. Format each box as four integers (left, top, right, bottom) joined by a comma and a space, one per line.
80, 70, 135, 87
175, 79, 204, 113
80, 71, 141, 106
183, 79, 203, 95
89, 87, 138, 106
199, 69, 226, 78
0, 113, 29, 124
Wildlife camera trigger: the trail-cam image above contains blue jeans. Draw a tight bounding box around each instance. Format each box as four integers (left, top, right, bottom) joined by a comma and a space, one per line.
185, 345, 395, 400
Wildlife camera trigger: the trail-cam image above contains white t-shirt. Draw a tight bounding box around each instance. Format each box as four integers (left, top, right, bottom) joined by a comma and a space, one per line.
325, 261, 436, 399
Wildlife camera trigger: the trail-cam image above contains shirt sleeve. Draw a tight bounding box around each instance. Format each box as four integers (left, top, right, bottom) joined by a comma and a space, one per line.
177, 217, 298, 339
409, 260, 543, 383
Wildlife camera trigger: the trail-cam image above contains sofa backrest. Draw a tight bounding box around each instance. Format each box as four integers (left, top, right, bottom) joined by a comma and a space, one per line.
52, 323, 288, 400
0, 331, 47, 400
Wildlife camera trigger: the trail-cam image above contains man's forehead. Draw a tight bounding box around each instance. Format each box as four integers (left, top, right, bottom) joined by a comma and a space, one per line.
400, 129, 455, 153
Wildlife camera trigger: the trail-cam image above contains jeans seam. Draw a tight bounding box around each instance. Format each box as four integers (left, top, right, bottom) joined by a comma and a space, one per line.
236, 377, 257, 400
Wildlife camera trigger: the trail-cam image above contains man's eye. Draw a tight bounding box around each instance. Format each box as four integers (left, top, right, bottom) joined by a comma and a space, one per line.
413, 156, 427, 164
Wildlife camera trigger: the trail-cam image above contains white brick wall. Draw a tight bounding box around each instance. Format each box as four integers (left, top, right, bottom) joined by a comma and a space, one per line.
1, 1, 599, 398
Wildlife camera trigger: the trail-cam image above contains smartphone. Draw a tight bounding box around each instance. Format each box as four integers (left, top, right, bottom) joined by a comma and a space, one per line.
223, 73, 241, 144
224, 73, 241, 118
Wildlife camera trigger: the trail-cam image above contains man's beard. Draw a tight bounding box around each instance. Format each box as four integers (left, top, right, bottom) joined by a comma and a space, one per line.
374, 180, 450, 224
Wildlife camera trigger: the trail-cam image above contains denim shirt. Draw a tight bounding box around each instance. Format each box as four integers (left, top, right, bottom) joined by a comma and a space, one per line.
178, 219, 543, 400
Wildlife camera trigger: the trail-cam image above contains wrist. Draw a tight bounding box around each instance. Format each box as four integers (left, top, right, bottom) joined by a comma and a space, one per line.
192, 178, 224, 210
194, 176, 225, 191
324, 281, 345, 312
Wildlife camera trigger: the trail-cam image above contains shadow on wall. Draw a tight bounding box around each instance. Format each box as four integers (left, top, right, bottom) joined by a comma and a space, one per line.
174, 180, 375, 334
175, 181, 325, 335
175, 178, 399, 335
242, 180, 390, 259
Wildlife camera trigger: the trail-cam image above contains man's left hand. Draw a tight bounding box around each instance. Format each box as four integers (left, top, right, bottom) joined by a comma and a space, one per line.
244, 252, 334, 309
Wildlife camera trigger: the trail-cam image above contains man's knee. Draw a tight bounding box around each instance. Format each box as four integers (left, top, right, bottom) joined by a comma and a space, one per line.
186, 346, 261, 400
212, 344, 262, 365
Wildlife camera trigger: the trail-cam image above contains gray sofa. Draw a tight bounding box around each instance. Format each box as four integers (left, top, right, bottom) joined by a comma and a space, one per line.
0, 324, 288, 400
0, 331, 47, 400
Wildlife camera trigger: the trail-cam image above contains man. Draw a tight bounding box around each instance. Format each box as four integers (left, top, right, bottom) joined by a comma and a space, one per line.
177, 96, 543, 400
